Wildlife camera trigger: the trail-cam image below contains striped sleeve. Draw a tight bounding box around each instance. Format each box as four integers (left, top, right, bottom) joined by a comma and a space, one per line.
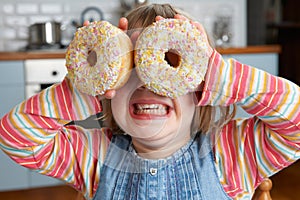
0, 76, 111, 200
198, 51, 300, 199
24, 76, 102, 121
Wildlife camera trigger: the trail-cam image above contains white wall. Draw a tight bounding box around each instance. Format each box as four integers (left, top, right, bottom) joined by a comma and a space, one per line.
0, 0, 246, 51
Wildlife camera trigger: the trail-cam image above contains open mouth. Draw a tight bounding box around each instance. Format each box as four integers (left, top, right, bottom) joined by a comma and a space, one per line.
130, 102, 171, 119
134, 103, 168, 115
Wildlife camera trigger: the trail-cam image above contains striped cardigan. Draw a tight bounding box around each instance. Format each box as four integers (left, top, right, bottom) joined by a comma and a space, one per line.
0, 50, 299, 199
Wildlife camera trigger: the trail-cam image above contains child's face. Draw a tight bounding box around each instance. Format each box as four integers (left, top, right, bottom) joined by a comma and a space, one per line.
111, 70, 196, 152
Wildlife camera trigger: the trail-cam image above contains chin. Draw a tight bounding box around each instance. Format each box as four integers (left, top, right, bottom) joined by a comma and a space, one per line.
122, 118, 169, 140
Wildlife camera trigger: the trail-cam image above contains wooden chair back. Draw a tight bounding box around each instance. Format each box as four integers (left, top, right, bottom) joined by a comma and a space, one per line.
252, 178, 273, 200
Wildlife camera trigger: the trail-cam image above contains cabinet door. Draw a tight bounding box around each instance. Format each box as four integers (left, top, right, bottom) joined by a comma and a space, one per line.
28, 171, 63, 188
0, 61, 25, 118
222, 53, 278, 118
0, 151, 29, 191
0, 61, 28, 191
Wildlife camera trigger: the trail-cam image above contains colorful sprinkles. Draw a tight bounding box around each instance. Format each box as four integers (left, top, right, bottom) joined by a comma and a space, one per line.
65, 21, 130, 96
134, 19, 209, 98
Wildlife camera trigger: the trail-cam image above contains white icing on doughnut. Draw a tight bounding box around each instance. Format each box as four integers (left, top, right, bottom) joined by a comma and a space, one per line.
66, 21, 132, 96
135, 19, 209, 98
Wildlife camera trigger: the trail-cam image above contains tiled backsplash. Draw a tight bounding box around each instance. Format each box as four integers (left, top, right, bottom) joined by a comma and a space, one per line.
0, 0, 246, 51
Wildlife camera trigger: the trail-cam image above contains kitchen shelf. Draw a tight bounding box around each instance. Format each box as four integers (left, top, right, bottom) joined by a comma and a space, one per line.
0, 45, 281, 61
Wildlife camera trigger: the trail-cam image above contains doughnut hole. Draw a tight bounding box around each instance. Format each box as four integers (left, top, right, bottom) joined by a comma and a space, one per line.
87, 50, 97, 67
165, 49, 181, 68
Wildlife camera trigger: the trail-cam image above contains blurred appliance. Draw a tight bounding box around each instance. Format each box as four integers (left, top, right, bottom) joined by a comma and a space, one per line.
71, 6, 104, 29
28, 22, 62, 50
25, 59, 67, 99
66, 6, 104, 46
81, 7, 104, 24
212, 6, 233, 47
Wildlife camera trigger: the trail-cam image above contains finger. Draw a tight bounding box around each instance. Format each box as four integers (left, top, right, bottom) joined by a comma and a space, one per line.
104, 90, 116, 99
192, 21, 205, 33
118, 17, 128, 31
174, 14, 187, 20
155, 15, 164, 21
83, 20, 90, 26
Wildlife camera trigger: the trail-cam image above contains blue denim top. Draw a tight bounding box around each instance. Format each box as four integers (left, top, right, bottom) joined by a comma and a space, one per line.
93, 134, 231, 199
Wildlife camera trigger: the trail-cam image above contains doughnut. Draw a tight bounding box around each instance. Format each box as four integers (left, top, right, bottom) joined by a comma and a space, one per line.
134, 19, 209, 98
65, 21, 133, 96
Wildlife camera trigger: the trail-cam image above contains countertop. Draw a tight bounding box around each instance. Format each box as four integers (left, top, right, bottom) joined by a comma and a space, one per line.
0, 45, 281, 61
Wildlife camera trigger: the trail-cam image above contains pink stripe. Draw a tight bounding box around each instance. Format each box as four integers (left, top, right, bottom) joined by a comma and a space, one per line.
226, 123, 242, 188
1, 116, 36, 146
243, 120, 258, 178
63, 128, 85, 189
55, 84, 70, 119
31, 142, 54, 166
236, 64, 250, 100
198, 51, 220, 105
48, 133, 70, 178
29, 97, 41, 116
61, 80, 74, 118
245, 75, 275, 115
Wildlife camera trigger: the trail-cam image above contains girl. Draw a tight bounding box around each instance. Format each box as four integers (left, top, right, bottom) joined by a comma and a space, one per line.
0, 3, 300, 200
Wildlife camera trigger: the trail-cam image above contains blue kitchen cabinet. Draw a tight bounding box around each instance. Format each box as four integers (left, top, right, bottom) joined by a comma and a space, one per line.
0, 61, 28, 190
28, 170, 63, 188
0, 61, 25, 118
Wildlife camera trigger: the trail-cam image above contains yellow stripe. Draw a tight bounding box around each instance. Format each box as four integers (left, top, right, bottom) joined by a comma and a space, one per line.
54, 136, 67, 177
236, 122, 253, 188
225, 125, 237, 187
60, 84, 72, 120
50, 86, 60, 118
1, 115, 25, 146
248, 68, 256, 97
221, 59, 233, 103
39, 116, 52, 129
266, 77, 278, 108
11, 103, 43, 144
39, 91, 45, 115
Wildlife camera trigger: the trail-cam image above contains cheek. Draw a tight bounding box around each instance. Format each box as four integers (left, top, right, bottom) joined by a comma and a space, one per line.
177, 94, 196, 121
111, 93, 128, 129
111, 72, 143, 132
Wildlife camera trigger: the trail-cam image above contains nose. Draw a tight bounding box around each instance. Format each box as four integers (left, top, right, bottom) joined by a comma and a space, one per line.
122, 68, 144, 90
136, 85, 148, 91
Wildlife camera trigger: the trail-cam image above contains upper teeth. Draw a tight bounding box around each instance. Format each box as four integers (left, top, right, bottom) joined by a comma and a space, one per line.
134, 104, 168, 115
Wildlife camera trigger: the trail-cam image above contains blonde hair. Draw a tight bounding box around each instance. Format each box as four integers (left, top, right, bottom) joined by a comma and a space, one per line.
101, 3, 235, 135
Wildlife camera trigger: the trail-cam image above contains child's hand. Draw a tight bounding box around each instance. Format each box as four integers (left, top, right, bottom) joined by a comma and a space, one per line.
119, 17, 141, 47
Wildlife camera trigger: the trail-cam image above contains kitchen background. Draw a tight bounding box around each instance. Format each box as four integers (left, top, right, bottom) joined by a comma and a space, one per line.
0, 0, 247, 51
1, 0, 300, 199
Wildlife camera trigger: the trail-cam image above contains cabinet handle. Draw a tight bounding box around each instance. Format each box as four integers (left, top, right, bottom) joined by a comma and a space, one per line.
52, 71, 58, 76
